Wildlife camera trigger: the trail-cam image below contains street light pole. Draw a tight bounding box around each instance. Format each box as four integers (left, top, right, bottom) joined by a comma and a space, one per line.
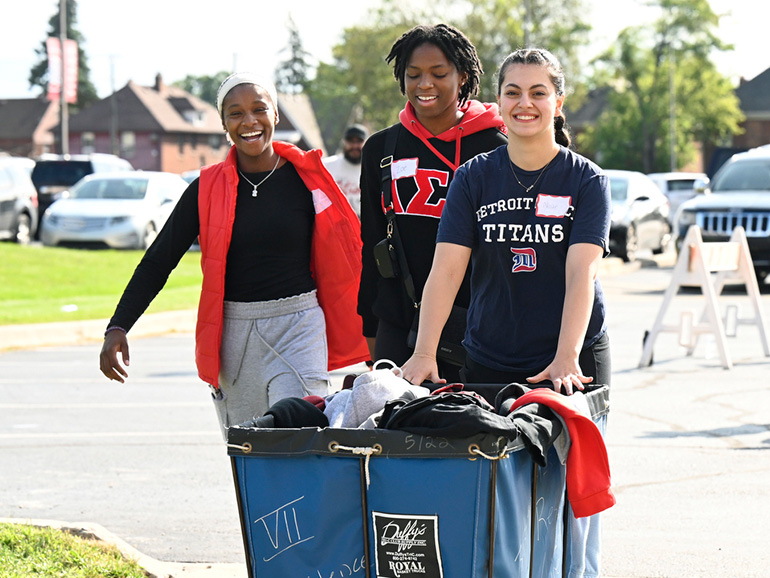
59, 0, 69, 155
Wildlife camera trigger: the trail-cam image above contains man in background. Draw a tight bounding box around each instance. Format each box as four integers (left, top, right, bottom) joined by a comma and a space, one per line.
323, 124, 369, 217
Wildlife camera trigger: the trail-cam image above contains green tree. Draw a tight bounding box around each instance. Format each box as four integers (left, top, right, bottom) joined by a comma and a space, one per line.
28, 0, 98, 109
275, 15, 313, 95
458, 0, 591, 102
308, 0, 591, 142
308, 1, 426, 141
579, 0, 743, 172
173, 72, 230, 107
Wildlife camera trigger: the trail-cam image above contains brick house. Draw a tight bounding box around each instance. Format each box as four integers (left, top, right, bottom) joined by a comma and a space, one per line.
732, 68, 770, 149
0, 97, 59, 158
64, 75, 227, 172
60, 74, 326, 173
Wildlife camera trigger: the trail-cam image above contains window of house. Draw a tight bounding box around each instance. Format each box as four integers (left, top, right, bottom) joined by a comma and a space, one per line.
121, 131, 136, 159
82, 132, 95, 154
209, 134, 225, 149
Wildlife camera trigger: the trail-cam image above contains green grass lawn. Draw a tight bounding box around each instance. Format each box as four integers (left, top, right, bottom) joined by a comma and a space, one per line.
0, 243, 202, 326
0, 522, 146, 578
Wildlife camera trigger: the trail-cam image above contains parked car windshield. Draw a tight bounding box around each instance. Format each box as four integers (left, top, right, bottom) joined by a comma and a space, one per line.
712, 159, 770, 192
70, 178, 147, 200
608, 177, 629, 202
31, 161, 92, 188
666, 179, 698, 191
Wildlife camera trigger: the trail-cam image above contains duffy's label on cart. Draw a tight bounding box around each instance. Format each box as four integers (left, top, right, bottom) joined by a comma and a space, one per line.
372, 512, 443, 578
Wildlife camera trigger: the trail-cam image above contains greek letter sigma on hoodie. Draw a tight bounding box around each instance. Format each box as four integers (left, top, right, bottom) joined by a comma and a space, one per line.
358, 100, 508, 337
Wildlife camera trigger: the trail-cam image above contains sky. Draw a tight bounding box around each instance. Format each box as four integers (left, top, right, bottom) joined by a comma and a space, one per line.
1, 0, 765, 101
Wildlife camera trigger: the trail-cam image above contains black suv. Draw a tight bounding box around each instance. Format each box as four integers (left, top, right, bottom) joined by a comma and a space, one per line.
31, 153, 133, 237
675, 146, 770, 279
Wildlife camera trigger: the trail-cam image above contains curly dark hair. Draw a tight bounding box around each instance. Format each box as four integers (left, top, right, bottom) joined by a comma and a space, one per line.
386, 24, 482, 105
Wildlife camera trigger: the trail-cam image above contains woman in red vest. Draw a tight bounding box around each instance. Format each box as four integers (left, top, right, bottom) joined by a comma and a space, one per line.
99, 72, 368, 438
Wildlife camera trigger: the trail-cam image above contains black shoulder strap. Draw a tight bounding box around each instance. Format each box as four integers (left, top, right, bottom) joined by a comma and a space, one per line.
380, 124, 400, 208
379, 125, 417, 306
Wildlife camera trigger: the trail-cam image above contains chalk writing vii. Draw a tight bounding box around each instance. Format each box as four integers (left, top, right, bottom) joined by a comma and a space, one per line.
255, 496, 314, 562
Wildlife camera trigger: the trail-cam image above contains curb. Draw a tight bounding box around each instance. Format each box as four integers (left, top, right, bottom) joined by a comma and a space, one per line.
0, 518, 247, 578
0, 309, 197, 353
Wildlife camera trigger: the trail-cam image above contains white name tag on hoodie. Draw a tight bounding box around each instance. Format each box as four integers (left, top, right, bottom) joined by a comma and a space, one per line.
391, 158, 418, 180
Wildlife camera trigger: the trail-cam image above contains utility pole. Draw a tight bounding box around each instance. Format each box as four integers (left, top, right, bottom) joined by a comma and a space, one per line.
59, 0, 69, 155
669, 53, 676, 171
110, 55, 119, 156
524, 0, 532, 47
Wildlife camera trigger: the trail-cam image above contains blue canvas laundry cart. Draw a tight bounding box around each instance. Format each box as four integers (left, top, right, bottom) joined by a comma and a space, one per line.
226, 384, 611, 578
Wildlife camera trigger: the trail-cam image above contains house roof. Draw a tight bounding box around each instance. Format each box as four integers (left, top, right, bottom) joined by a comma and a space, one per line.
66, 75, 327, 150
68, 75, 223, 135
564, 86, 611, 129
276, 92, 326, 153
735, 68, 770, 118
0, 98, 58, 141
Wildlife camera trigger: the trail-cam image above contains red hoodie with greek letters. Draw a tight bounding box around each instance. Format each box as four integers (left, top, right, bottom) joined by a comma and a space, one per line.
358, 100, 508, 336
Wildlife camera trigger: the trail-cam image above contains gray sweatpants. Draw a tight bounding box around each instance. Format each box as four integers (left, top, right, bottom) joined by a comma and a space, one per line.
212, 291, 331, 439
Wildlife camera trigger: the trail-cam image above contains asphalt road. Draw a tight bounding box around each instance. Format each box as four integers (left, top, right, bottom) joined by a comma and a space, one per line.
2, 249, 769, 577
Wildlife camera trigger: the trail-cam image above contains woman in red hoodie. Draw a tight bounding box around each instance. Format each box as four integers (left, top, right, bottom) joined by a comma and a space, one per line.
358, 24, 507, 382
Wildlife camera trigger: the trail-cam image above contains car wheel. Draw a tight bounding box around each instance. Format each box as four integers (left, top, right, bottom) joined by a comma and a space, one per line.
14, 213, 32, 245
619, 224, 638, 263
141, 223, 158, 249
652, 222, 672, 255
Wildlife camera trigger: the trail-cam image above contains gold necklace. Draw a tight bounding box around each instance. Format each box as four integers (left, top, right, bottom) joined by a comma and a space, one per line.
238, 157, 280, 197
508, 157, 552, 193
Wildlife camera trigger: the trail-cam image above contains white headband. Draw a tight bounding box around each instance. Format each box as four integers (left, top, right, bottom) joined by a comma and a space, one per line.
216, 72, 278, 118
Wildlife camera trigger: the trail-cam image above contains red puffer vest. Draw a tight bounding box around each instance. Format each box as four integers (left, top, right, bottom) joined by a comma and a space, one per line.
197, 143, 369, 388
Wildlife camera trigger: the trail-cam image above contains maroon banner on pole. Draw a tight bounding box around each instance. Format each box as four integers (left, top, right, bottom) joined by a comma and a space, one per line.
46, 37, 61, 102
46, 37, 78, 104
63, 39, 78, 104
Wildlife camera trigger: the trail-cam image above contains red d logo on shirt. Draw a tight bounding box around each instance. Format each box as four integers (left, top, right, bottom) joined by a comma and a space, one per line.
511, 247, 536, 272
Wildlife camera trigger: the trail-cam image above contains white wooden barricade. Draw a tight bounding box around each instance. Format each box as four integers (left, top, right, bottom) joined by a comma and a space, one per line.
639, 225, 770, 369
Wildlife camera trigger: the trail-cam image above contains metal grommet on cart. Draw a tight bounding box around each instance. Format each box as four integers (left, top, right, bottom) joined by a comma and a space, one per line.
469, 442, 509, 461
226, 442, 252, 454
468, 443, 481, 461
325, 441, 382, 487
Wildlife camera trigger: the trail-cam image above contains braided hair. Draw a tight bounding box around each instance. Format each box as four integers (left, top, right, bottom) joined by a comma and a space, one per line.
496, 48, 572, 148
386, 24, 482, 106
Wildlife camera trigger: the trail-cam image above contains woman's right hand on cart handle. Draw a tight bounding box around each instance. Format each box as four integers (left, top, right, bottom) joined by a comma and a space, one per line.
100, 328, 130, 383
401, 352, 445, 386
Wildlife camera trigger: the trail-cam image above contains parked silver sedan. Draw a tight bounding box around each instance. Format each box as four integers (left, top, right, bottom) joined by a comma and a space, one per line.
41, 171, 188, 249
606, 169, 671, 262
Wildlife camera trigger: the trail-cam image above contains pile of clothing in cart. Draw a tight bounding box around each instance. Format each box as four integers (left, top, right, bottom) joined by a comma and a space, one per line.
236, 361, 615, 518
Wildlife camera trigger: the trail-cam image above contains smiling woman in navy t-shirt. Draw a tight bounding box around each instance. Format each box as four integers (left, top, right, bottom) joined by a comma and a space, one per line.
401, 48, 611, 395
